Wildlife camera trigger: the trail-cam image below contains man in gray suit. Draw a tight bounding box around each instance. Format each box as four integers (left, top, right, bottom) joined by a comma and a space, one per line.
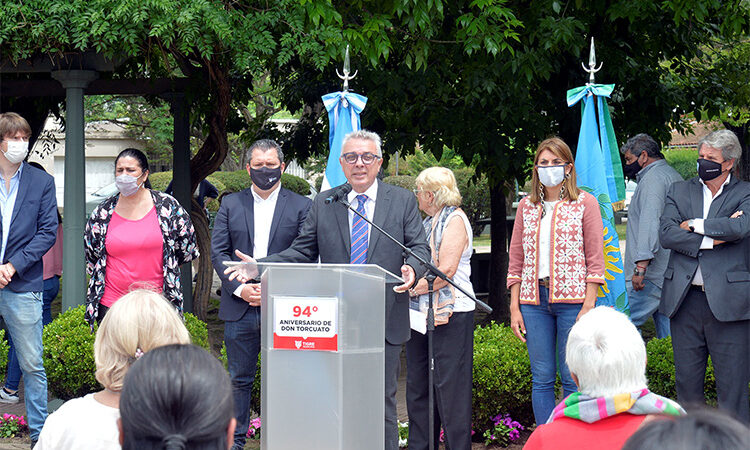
659, 129, 750, 422
228, 129, 430, 449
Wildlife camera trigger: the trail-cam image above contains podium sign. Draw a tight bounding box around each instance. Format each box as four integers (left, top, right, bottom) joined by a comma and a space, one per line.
273, 296, 338, 351
257, 263, 401, 450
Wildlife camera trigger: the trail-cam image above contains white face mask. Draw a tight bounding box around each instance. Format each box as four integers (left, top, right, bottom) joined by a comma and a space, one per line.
115, 174, 143, 197
3, 140, 29, 164
537, 165, 566, 187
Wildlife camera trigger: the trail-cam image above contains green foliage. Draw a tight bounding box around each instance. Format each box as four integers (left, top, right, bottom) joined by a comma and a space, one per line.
148, 171, 172, 192
0, 329, 8, 382
148, 171, 227, 200
383, 175, 416, 192
281, 173, 311, 196
209, 170, 309, 196
664, 148, 698, 181
184, 313, 210, 351
453, 168, 491, 236
208, 170, 251, 193
42, 305, 100, 400
473, 322, 533, 427
646, 337, 717, 404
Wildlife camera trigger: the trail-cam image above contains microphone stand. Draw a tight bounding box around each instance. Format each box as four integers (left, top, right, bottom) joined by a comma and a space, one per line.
338, 197, 491, 450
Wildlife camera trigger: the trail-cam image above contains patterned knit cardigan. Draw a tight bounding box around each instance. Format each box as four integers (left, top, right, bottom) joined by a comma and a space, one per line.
507, 191, 606, 305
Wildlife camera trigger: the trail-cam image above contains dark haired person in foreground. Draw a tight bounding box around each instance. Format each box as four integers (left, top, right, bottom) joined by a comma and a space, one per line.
622, 408, 750, 450
119, 344, 236, 450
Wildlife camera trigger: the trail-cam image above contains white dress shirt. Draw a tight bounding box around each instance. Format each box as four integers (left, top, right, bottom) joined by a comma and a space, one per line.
691, 174, 731, 286
347, 179, 379, 246
233, 184, 280, 297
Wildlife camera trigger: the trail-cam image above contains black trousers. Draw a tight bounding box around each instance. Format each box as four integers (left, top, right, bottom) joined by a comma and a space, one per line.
671, 287, 750, 423
406, 311, 474, 450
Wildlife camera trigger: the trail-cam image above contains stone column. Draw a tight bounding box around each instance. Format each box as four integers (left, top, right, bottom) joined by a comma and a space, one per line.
51, 70, 98, 313
164, 92, 193, 313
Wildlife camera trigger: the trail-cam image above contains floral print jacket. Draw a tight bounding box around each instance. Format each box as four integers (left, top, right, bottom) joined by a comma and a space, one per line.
507, 191, 605, 305
84, 190, 199, 325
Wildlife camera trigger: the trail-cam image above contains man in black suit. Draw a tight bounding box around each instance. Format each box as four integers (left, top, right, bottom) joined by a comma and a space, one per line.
211, 139, 311, 450
659, 129, 750, 422
229, 129, 430, 449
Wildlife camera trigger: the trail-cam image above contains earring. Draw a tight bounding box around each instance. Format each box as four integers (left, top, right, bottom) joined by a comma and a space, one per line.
560, 182, 566, 201
539, 185, 546, 218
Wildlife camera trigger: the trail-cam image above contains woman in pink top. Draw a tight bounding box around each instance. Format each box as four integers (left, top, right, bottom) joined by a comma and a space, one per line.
84, 149, 198, 326
507, 137, 605, 425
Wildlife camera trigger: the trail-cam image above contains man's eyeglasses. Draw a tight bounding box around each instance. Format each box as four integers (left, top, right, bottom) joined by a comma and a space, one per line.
341, 152, 380, 165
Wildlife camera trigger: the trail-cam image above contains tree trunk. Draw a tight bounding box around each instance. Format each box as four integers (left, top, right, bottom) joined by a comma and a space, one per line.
190, 200, 212, 319
488, 181, 509, 323
190, 61, 233, 318
724, 121, 750, 181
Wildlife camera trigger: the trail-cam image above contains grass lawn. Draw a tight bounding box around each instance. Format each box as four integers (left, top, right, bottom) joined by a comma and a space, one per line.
616, 222, 626, 241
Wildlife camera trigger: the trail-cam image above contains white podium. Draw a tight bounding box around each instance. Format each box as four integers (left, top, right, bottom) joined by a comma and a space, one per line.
257, 263, 402, 450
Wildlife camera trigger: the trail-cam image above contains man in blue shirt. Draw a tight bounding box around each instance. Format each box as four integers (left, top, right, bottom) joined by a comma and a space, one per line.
620, 133, 682, 338
0, 112, 58, 448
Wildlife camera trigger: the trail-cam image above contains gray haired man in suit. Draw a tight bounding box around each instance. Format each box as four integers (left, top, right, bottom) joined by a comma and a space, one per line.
659, 129, 750, 422
228, 129, 430, 449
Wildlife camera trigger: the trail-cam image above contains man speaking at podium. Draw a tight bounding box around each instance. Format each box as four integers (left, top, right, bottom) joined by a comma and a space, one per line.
230, 129, 429, 450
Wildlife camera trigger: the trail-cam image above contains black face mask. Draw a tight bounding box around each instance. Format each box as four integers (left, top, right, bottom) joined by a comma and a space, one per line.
250, 166, 282, 190
697, 158, 724, 182
622, 160, 641, 179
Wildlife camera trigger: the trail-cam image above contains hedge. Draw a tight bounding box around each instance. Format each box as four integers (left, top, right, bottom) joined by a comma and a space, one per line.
0, 329, 9, 382
473, 322, 534, 427
645, 337, 717, 404
39, 305, 211, 400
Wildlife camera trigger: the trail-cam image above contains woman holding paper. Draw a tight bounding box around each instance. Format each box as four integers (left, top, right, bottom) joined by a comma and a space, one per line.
407, 166, 476, 450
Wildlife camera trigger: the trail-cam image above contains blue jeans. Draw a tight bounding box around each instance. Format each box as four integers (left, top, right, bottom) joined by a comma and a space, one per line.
628, 280, 670, 339
520, 287, 580, 425
224, 307, 261, 450
0, 289, 48, 440
5, 276, 58, 392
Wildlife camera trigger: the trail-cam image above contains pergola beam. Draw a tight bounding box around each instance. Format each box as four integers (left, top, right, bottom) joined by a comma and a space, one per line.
0, 78, 191, 97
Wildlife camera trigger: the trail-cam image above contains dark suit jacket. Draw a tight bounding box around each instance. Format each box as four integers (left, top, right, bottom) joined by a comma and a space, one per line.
2, 162, 58, 293
262, 181, 430, 345
659, 176, 750, 321
211, 187, 311, 321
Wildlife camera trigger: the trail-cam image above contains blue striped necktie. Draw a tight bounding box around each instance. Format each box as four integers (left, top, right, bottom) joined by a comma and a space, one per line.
350, 194, 369, 264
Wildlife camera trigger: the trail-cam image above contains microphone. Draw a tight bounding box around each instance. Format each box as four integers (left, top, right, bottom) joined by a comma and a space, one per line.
324, 183, 352, 204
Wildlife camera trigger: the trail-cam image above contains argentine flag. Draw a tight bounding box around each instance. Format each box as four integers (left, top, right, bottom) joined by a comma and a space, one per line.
321, 91, 368, 191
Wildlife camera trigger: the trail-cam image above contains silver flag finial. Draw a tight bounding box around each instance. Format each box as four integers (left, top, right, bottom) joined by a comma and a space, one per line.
336, 45, 358, 93
581, 37, 603, 84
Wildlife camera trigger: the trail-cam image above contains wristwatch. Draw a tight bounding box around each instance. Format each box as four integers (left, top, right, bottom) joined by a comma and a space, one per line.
687, 219, 696, 232
633, 267, 646, 277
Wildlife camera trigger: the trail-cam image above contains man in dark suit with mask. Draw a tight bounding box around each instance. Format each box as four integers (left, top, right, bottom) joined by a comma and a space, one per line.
227, 129, 430, 449
211, 139, 311, 449
659, 129, 750, 422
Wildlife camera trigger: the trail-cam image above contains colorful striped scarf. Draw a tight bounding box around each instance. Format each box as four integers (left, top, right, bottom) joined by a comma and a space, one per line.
547, 389, 686, 424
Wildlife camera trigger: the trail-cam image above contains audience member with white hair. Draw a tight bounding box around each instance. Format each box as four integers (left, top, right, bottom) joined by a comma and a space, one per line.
524, 306, 685, 449
35, 289, 191, 450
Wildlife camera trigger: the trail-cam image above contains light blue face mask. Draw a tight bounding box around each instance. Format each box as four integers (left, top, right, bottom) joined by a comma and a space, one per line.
537, 165, 566, 187
115, 173, 143, 197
